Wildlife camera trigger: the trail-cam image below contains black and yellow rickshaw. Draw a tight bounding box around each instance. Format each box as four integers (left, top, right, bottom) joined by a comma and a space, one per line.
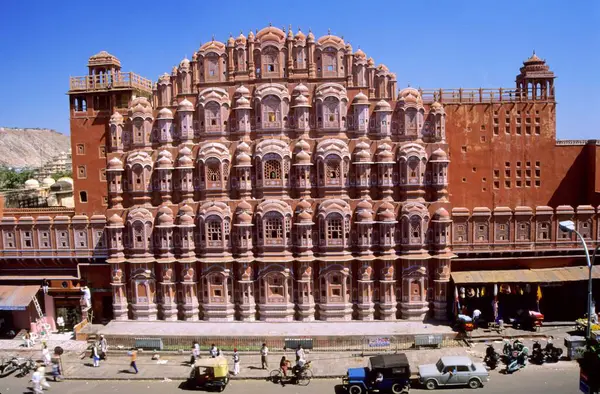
187, 356, 229, 392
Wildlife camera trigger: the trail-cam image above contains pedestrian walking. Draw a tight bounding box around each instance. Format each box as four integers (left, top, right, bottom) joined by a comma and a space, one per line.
260, 343, 269, 369
31, 367, 43, 394
51, 355, 63, 382
128, 348, 138, 374
210, 344, 218, 358
232, 348, 240, 376
190, 341, 200, 365
56, 316, 65, 334
91, 343, 100, 367
295, 345, 305, 363
99, 335, 108, 360
42, 344, 51, 366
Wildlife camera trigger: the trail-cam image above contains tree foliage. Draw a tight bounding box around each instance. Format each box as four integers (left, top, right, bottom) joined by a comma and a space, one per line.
0, 166, 35, 189
51, 170, 73, 181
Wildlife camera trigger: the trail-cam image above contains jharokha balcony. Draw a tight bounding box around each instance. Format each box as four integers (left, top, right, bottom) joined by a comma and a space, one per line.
69, 72, 153, 94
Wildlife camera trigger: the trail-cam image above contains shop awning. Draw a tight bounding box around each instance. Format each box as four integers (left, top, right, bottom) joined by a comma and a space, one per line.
0, 285, 39, 311
451, 266, 600, 284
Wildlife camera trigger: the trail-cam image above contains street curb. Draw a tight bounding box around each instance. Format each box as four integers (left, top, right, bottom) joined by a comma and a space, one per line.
63, 375, 346, 381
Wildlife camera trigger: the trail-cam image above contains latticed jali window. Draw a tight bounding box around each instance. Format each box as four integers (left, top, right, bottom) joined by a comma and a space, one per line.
265, 215, 283, 243
323, 97, 339, 128
206, 220, 222, 242
327, 217, 343, 241
325, 156, 341, 186
206, 160, 221, 183
264, 159, 281, 180
517, 221, 530, 241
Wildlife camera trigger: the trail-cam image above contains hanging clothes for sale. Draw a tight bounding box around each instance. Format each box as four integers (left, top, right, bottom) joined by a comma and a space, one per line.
467, 288, 475, 298
481, 287, 486, 297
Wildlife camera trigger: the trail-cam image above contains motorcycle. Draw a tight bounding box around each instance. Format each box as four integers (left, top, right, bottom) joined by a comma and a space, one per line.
0, 356, 22, 378
506, 346, 529, 374
544, 340, 563, 363
15, 358, 36, 378
530, 341, 545, 365
484, 345, 500, 370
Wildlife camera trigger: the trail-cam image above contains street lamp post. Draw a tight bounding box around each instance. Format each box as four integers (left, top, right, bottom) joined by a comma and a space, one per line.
559, 220, 597, 340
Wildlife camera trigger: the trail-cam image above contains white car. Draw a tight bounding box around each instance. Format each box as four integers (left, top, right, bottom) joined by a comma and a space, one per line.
418, 356, 489, 390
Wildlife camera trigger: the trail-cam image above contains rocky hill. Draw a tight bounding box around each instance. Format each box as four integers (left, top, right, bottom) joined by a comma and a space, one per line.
0, 127, 70, 169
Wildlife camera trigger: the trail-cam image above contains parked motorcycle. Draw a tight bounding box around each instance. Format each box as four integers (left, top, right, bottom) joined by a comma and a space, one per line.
15, 358, 36, 378
506, 345, 529, 374
544, 339, 563, 363
530, 341, 545, 365
484, 344, 500, 370
0, 357, 21, 378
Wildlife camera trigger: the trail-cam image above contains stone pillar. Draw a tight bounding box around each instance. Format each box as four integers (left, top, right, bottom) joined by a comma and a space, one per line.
110, 265, 128, 321
431, 258, 451, 321
237, 277, 256, 322
377, 262, 397, 320
296, 263, 315, 321
160, 282, 178, 321
179, 263, 200, 321
356, 276, 375, 321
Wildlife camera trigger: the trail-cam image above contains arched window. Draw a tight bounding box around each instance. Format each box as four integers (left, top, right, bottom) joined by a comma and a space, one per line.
410, 217, 422, 244
324, 155, 341, 186
406, 108, 417, 135
262, 47, 279, 74
206, 54, 219, 79
133, 119, 144, 144
408, 157, 420, 185
263, 212, 284, 244
131, 164, 144, 191
322, 47, 337, 76
326, 213, 343, 245
204, 101, 221, 131
262, 95, 281, 128
205, 158, 222, 186
323, 97, 340, 129
264, 273, 285, 303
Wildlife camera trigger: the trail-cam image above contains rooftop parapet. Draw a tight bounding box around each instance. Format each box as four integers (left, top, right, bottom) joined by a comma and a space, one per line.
69, 72, 153, 94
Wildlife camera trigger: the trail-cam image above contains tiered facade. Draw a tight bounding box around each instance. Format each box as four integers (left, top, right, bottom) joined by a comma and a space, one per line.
100, 27, 453, 322
3, 25, 599, 328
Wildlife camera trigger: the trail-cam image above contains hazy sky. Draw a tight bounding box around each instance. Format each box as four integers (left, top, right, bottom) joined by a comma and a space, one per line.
0, 0, 598, 139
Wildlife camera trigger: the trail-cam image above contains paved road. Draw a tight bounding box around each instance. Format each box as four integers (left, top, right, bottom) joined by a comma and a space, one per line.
0, 362, 580, 394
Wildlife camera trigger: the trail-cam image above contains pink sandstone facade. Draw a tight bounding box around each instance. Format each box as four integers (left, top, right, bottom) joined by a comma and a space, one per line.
1, 25, 599, 329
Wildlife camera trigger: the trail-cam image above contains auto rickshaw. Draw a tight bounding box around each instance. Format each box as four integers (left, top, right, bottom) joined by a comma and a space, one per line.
187, 356, 229, 392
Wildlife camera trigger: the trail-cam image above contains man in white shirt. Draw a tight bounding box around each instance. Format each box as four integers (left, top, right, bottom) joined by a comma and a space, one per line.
210, 344, 218, 358
260, 343, 269, 369
473, 309, 482, 327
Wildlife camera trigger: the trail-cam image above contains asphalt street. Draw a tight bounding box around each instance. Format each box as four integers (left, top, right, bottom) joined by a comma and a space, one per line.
0, 362, 580, 394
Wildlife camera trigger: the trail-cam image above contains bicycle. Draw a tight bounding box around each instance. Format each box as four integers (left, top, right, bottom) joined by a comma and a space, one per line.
269, 361, 313, 386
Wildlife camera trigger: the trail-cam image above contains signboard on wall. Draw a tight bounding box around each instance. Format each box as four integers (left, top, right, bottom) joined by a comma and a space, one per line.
368, 337, 391, 348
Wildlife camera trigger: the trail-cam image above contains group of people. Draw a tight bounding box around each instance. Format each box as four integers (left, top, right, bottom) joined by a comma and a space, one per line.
89, 335, 108, 368
188, 342, 308, 379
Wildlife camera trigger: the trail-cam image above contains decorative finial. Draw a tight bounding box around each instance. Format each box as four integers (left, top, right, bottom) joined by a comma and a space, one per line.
269, 22, 272, 27
328, 28, 331, 35
298, 26, 302, 32
212, 35, 215, 41
308, 27, 312, 33
408, 82, 411, 87
533, 49, 536, 55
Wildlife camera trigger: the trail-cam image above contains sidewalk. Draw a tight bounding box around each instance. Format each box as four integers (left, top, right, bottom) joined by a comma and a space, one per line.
61, 348, 480, 381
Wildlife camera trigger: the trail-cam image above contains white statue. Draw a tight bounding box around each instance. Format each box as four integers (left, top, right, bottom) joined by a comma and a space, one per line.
81, 286, 91, 309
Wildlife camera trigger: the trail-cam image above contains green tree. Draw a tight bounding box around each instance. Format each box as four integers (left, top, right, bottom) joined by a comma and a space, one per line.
0, 166, 35, 189
51, 170, 73, 181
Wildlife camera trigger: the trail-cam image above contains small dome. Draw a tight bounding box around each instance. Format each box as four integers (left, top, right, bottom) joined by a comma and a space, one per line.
355, 149, 371, 160
107, 157, 123, 170
297, 199, 312, 210
294, 28, 306, 41
238, 211, 252, 224
296, 150, 311, 163
374, 99, 392, 112
345, 42, 353, 52
307, 30, 315, 42
158, 107, 173, 119
293, 83, 309, 95
356, 141, 370, 150
158, 73, 170, 83
237, 141, 250, 152
42, 177, 55, 188
357, 209, 374, 222
293, 94, 309, 106
354, 49, 366, 59
227, 35, 235, 46
179, 57, 190, 68
108, 213, 124, 225
179, 204, 194, 216
235, 96, 251, 110
367, 57, 374, 66
24, 179, 39, 189
247, 30, 255, 40
357, 199, 373, 210
430, 101, 443, 111
524, 51, 544, 64
56, 177, 74, 185
399, 87, 422, 105
177, 98, 194, 112
157, 206, 174, 225
298, 211, 312, 221
430, 148, 448, 161
295, 139, 310, 151
352, 92, 369, 105
235, 32, 247, 45
178, 214, 194, 226
178, 155, 193, 167
236, 152, 251, 165
433, 207, 450, 220
130, 97, 153, 116
380, 201, 394, 211
378, 209, 396, 221
156, 150, 174, 168
235, 85, 250, 96
377, 145, 393, 161
110, 111, 124, 123
237, 200, 252, 212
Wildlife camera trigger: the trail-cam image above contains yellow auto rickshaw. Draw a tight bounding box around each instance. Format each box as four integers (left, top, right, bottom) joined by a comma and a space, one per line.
188, 356, 229, 392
